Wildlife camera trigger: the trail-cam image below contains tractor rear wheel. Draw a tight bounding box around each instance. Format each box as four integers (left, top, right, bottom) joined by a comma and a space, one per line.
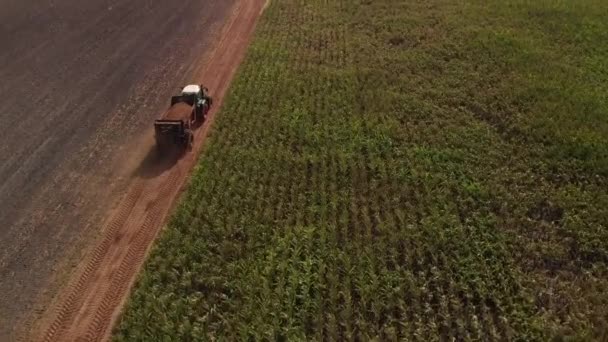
184, 130, 194, 151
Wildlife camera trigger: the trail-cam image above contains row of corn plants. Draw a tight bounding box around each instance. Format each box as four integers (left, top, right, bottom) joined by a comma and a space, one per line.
115, 0, 608, 340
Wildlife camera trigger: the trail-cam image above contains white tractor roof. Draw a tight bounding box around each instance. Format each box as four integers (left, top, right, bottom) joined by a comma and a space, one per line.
182, 84, 200, 94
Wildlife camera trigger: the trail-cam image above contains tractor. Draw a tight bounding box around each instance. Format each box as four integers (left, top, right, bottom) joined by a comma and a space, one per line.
154, 84, 212, 152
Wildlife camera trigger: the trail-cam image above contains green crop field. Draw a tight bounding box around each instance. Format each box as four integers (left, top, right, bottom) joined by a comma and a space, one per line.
115, 0, 608, 340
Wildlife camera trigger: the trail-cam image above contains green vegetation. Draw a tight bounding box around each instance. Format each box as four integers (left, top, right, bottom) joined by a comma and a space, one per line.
115, 0, 608, 340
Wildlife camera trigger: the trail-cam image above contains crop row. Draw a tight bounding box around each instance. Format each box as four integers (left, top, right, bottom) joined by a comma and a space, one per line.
115, 0, 608, 340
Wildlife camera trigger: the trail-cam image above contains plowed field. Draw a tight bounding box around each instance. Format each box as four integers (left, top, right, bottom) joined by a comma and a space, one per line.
0, 0, 260, 340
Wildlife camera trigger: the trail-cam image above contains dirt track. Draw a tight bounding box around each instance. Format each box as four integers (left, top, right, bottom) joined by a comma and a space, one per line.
0, 0, 265, 340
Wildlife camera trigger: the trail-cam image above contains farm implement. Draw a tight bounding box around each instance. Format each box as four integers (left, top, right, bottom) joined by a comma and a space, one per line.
154, 84, 212, 152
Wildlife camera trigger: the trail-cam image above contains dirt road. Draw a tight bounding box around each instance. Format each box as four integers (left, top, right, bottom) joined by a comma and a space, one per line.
0, 0, 256, 340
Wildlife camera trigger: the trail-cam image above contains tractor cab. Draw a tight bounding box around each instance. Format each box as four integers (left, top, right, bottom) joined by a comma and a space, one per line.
167, 84, 213, 124
181, 84, 212, 108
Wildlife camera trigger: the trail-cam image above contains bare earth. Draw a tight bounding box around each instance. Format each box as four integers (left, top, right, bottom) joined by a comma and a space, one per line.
35, 1, 267, 341
0, 0, 267, 340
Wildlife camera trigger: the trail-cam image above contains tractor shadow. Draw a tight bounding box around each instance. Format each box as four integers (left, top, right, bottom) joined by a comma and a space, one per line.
134, 145, 183, 179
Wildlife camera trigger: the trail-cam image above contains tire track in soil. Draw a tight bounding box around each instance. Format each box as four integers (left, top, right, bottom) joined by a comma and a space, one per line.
82, 169, 182, 342
37, 1, 267, 341
40, 181, 146, 341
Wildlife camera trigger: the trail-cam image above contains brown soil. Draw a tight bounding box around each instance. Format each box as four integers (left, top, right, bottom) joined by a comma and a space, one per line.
0, 0, 244, 340
31, 0, 267, 341
161, 102, 193, 121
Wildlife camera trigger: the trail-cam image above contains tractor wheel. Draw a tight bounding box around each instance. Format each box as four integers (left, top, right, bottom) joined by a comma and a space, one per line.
204, 104, 210, 119
185, 130, 194, 151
